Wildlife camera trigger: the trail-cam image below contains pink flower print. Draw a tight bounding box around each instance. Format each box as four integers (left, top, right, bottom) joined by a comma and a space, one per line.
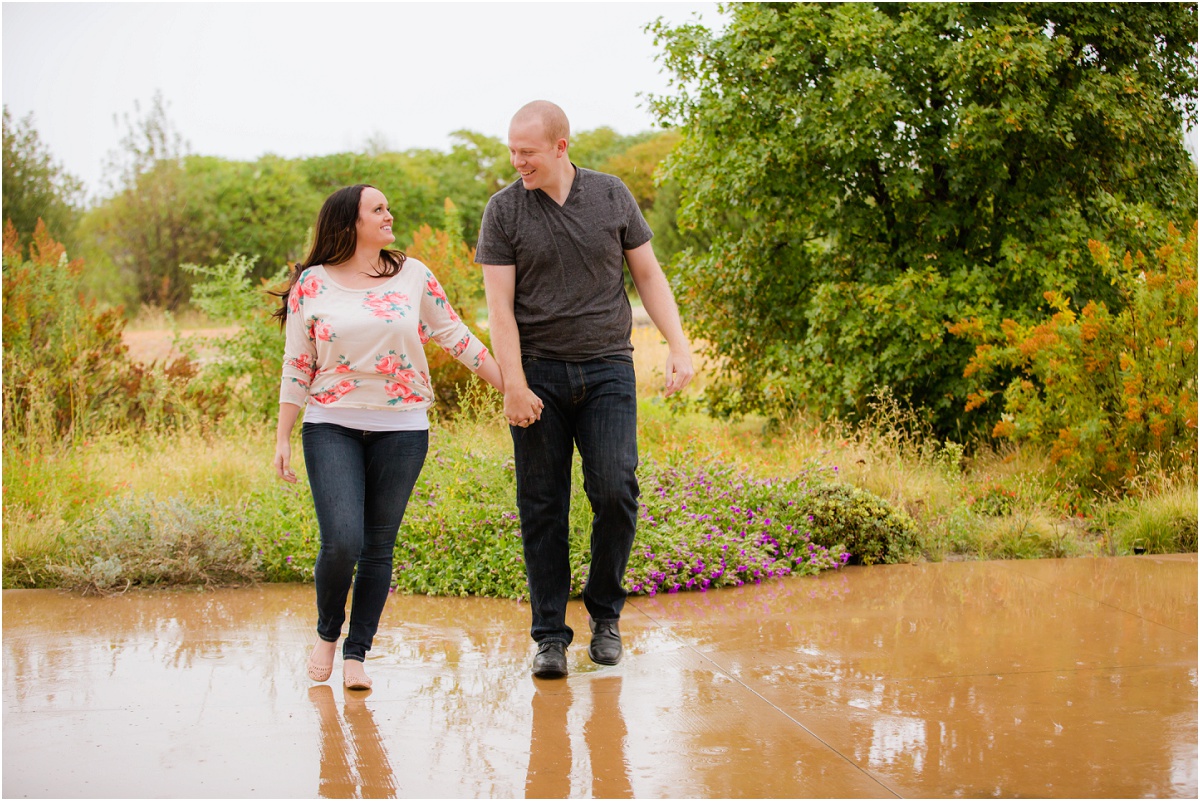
418, 322, 431, 345
287, 273, 324, 314
449, 334, 471, 358
425, 277, 447, 302
384, 381, 422, 405
286, 352, 317, 379
472, 348, 490, 370
335, 356, 353, 374
425, 276, 460, 322
363, 291, 410, 322
374, 352, 417, 376
307, 316, 335, 343
310, 379, 358, 405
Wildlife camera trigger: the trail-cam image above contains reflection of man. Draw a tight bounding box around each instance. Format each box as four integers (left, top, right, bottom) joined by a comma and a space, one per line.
526, 683, 573, 798
479, 100, 694, 678
525, 678, 632, 798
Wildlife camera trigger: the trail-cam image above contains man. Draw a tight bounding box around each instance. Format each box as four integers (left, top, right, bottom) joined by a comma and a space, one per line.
476, 100, 694, 678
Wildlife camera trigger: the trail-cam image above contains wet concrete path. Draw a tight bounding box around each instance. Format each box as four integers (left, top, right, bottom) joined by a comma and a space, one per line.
3, 555, 1196, 798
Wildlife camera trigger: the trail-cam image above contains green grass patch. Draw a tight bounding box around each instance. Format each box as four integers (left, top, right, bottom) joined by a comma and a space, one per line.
3, 397, 1195, 594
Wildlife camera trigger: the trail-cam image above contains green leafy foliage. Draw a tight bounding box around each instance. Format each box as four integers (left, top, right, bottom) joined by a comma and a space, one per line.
571, 127, 658, 170
1, 106, 83, 257
238, 483, 320, 582
969, 484, 1019, 517
298, 151, 441, 249
802, 482, 923, 566
185, 154, 321, 281
181, 253, 288, 421
956, 222, 1198, 492
1107, 486, 1198, 555
648, 2, 1198, 434
77, 92, 215, 309
401, 130, 511, 247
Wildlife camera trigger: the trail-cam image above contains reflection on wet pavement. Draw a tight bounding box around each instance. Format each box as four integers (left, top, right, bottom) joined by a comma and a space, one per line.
3, 555, 1195, 798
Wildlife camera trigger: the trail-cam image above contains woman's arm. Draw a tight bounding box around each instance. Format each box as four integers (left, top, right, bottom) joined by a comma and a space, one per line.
420, 267, 514, 398
474, 351, 505, 393
273, 401, 303, 483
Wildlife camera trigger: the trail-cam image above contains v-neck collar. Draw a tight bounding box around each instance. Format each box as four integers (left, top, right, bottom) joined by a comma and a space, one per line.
538, 163, 581, 209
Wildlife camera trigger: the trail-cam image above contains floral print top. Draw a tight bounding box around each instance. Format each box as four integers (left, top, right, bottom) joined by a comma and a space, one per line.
279, 259, 489, 411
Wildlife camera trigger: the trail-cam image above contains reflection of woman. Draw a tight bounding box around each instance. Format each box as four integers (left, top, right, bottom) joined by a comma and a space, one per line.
273, 185, 503, 690
309, 685, 397, 798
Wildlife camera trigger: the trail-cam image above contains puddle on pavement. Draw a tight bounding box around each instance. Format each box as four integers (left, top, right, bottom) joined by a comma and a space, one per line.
3, 555, 1196, 798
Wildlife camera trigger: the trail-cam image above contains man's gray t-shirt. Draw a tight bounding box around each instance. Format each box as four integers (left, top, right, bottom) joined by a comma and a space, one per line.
474, 166, 652, 361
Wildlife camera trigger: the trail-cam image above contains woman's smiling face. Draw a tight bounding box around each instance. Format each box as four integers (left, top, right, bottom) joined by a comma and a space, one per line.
355, 186, 394, 249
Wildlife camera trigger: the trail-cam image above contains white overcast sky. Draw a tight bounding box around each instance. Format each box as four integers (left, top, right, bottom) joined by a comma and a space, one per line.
3, 1, 724, 202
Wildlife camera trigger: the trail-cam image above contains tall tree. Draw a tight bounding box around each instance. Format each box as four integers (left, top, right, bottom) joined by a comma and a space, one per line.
649, 2, 1198, 432
2, 107, 84, 256
80, 92, 216, 309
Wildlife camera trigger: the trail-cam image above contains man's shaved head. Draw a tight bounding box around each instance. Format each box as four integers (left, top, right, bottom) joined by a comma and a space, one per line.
511, 100, 570, 146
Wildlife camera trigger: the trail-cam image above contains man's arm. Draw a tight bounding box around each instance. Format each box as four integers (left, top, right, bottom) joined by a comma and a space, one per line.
625, 241, 695, 397
482, 263, 544, 427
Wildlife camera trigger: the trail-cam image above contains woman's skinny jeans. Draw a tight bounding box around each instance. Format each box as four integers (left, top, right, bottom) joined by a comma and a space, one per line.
302, 422, 428, 663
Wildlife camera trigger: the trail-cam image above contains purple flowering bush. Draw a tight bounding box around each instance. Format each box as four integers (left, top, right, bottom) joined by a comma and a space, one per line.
620, 461, 850, 596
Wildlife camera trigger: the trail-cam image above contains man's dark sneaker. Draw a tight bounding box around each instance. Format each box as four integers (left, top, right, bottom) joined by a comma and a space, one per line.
588, 618, 622, 665
532, 641, 568, 679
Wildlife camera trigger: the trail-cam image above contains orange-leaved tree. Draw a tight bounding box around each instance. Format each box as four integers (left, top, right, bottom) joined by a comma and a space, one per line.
406, 199, 491, 416
953, 222, 1197, 493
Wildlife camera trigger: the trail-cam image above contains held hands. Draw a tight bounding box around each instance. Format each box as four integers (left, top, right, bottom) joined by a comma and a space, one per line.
663, 348, 696, 398
504, 386, 545, 429
273, 441, 298, 484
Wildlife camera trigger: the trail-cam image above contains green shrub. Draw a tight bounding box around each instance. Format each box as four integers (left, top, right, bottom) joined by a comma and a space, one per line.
392, 430, 529, 598
49, 494, 258, 594
237, 482, 320, 582
181, 253, 288, 421
1111, 488, 1199, 555
986, 524, 1056, 560
803, 482, 922, 566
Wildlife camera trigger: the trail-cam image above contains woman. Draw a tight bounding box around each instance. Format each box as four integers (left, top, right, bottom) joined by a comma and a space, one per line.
273, 184, 506, 691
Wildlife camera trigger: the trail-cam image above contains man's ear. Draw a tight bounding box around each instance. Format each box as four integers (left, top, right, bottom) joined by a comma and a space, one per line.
556, 139, 569, 158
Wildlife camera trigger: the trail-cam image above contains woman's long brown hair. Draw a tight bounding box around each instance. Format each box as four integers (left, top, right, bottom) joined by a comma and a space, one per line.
271, 184, 405, 326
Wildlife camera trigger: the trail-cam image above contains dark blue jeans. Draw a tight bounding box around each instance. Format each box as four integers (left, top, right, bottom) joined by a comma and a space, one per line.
302, 423, 428, 662
511, 356, 639, 645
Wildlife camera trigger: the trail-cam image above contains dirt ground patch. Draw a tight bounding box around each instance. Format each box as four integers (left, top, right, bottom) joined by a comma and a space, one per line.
122, 327, 241, 365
